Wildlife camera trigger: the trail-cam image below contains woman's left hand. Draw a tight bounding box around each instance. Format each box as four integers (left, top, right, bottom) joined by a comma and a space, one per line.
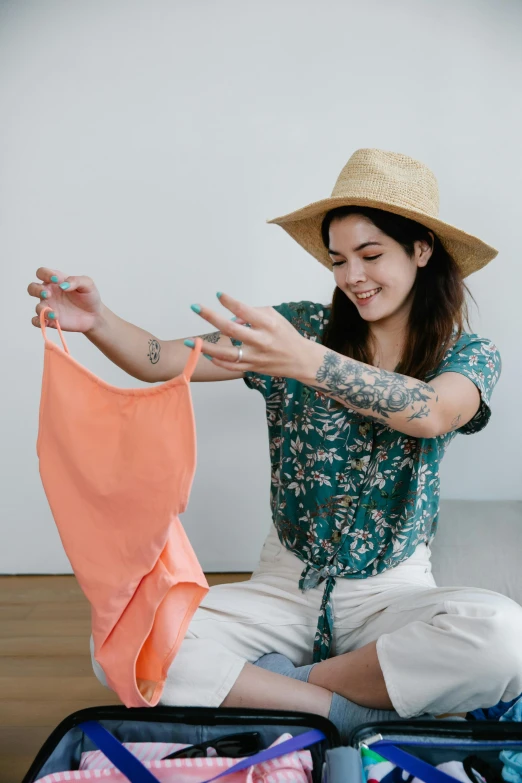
191, 292, 307, 377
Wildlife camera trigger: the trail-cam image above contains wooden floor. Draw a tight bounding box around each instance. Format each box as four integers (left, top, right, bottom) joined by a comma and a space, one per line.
0, 573, 250, 783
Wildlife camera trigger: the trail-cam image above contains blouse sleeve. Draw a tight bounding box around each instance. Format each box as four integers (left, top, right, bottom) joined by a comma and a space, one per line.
436, 334, 502, 435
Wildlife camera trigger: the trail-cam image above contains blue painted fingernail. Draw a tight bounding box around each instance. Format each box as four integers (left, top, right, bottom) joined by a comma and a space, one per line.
48, 311, 56, 319
50, 276, 59, 283
204, 354, 213, 361
40, 291, 48, 299
216, 292, 223, 299
190, 304, 201, 314
184, 339, 195, 348
231, 316, 237, 321
60, 282, 70, 291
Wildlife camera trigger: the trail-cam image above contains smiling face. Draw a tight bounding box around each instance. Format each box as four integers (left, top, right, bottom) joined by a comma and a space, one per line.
327, 213, 433, 327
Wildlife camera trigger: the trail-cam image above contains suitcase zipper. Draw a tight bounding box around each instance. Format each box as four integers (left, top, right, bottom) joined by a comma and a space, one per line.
358, 733, 383, 749
358, 734, 522, 750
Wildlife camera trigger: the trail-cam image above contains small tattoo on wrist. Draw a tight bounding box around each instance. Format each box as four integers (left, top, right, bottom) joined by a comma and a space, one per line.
200, 331, 221, 344
147, 338, 161, 364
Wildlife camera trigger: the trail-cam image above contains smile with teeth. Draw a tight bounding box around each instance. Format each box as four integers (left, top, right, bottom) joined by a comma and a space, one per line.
355, 287, 382, 300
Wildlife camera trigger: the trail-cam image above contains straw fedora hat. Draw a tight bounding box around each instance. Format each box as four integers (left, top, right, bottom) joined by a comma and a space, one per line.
267, 149, 497, 278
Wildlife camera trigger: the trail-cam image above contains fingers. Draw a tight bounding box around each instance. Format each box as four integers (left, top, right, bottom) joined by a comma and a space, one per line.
192, 305, 258, 348
29, 271, 95, 313
30, 269, 65, 303
216, 292, 262, 326
32, 271, 95, 295
27, 281, 52, 300
59, 275, 94, 294
35, 268, 65, 284
35, 301, 56, 320
198, 341, 247, 367
29, 275, 56, 326
32, 302, 56, 328
183, 335, 242, 366
191, 292, 263, 344
31, 315, 56, 329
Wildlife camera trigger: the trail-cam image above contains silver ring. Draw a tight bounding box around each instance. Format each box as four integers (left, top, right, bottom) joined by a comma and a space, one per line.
235, 346, 243, 363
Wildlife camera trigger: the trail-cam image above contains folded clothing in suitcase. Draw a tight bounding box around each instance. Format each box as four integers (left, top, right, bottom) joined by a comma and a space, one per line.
321, 717, 522, 783
22, 704, 522, 783
21, 706, 339, 783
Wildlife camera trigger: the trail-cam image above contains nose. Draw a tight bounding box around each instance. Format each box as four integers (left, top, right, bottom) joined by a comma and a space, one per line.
344, 258, 367, 286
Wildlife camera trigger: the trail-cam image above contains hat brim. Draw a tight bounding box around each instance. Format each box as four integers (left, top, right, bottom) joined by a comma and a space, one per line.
268, 197, 497, 278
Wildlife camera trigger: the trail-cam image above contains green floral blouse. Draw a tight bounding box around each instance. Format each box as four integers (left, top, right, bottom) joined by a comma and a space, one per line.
237, 301, 502, 661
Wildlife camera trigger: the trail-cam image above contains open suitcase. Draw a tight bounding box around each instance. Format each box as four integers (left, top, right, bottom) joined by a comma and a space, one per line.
21, 705, 522, 783
21, 706, 339, 783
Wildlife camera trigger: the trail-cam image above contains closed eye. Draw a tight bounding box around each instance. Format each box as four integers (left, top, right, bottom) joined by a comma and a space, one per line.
331, 254, 382, 267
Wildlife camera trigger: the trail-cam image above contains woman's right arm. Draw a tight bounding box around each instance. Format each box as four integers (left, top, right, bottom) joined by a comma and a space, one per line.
28, 268, 243, 383
85, 305, 244, 382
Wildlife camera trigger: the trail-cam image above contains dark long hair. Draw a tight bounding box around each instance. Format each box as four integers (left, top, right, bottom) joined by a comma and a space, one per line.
321, 206, 472, 380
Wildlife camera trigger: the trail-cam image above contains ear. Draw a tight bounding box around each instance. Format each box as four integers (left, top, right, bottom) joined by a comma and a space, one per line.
415, 231, 435, 269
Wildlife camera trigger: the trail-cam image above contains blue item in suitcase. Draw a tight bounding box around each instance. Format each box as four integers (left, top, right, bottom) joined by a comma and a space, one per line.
468, 698, 521, 722
328, 720, 522, 783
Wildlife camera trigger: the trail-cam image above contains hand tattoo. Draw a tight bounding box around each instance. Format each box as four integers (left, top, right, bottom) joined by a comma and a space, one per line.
314, 351, 435, 421
147, 338, 161, 365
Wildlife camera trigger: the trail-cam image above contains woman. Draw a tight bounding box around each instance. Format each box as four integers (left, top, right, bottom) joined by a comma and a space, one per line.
28, 149, 522, 739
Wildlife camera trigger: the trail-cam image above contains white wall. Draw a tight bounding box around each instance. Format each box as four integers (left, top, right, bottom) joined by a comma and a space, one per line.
1, 0, 521, 573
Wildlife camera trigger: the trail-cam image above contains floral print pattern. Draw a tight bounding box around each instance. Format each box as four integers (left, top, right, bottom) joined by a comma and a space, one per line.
238, 301, 502, 661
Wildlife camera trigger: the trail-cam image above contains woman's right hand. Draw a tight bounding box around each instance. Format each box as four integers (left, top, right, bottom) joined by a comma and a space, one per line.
28, 268, 103, 333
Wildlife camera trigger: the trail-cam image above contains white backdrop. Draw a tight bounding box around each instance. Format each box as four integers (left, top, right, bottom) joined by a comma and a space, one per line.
1, 0, 521, 573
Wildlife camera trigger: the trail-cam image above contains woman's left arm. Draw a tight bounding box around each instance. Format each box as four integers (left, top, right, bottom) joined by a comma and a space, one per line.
291, 339, 480, 439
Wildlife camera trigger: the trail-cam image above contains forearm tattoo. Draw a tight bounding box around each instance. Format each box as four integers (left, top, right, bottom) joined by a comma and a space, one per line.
199, 331, 221, 344
314, 351, 436, 422
147, 338, 161, 364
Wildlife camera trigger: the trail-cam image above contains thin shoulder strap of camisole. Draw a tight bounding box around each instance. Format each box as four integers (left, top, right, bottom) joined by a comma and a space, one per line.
40, 307, 70, 354
182, 337, 203, 382
39, 307, 203, 383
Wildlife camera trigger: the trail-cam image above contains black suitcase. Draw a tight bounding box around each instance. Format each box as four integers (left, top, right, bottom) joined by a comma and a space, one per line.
21, 706, 522, 783
21, 705, 340, 783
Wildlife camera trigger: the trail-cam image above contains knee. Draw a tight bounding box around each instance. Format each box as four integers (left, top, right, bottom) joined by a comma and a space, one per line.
468, 597, 522, 687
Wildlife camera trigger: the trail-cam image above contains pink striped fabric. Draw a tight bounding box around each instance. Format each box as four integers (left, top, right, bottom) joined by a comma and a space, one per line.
79, 743, 189, 770
34, 733, 313, 783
